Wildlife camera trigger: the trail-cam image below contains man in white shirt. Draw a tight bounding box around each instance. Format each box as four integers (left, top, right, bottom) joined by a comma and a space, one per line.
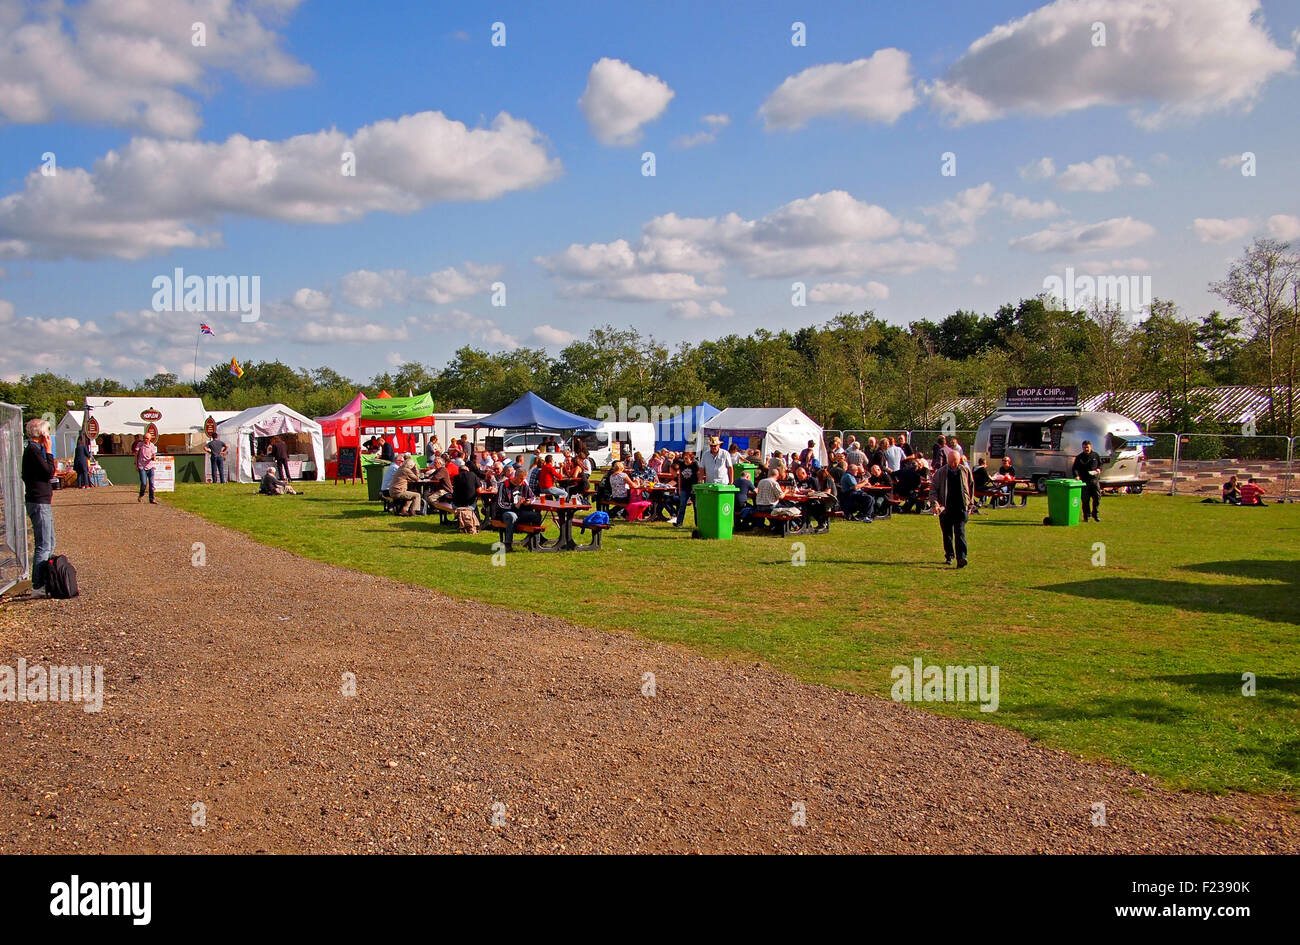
700, 436, 734, 484
884, 439, 904, 472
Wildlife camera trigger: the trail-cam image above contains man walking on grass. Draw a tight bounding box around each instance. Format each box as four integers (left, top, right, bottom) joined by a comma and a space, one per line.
932, 447, 972, 568
1072, 440, 1103, 522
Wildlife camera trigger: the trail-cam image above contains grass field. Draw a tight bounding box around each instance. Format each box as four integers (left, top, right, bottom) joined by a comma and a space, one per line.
165, 483, 1300, 797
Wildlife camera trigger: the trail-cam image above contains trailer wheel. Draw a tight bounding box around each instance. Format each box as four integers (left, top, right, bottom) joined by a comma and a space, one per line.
1033, 476, 1048, 493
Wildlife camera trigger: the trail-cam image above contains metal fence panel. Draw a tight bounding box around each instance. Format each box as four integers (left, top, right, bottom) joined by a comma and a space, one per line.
0, 402, 27, 595
1168, 432, 1293, 498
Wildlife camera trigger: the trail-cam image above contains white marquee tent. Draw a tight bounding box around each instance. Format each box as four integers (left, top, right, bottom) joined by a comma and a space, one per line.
697, 407, 828, 465
215, 404, 325, 483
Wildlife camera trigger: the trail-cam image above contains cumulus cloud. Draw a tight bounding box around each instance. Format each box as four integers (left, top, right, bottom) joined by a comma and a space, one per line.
670, 300, 735, 320
808, 282, 889, 303
0, 112, 561, 259
538, 189, 953, 313
579, 58, 675, 146
531, 324, 578, 346
1000, 192, 1063, 219
1076, 257, 1151, 275
0, 0, 312, 137
1192, 217, 1255, 243
1010, 217, 1156, 253
335, 263, 502, 309
760, 49, 917, 129
1018, 157, 1056, 181
672, 113, 732, 149
927, 0, 1294, 128
923, 183, 997, 246
296, 314, 404, 345
1056, 155, 1151, 192
290, 287, 330, 311
1266, 214, 1300, 240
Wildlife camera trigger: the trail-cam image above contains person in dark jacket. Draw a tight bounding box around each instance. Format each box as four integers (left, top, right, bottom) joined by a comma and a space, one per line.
494, 466, 541, 550
1071, 440, 1104, 521
269, 436, 291, 482
73, 434, 92, 488
933, 448, 973, 567
22, 418, 56, 593
451, 455, 482, 508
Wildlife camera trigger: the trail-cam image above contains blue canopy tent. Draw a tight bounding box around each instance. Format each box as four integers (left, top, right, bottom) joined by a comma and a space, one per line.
654, 401, 729, 451
455, 391, 600, 432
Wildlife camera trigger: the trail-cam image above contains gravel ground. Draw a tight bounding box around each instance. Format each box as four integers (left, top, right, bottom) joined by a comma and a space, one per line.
0, 486, 1295, 854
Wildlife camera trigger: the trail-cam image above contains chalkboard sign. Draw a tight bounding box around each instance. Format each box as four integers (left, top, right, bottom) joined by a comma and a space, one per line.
336, 446, 358, 482
485, 435, 504, 452
988, 432, 1007, 458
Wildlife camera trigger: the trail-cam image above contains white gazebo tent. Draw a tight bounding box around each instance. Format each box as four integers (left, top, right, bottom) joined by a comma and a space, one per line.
55, 411, 84, 459
697, 407, 828, 465
78, 396, 210, 451
215, 404, 325, 483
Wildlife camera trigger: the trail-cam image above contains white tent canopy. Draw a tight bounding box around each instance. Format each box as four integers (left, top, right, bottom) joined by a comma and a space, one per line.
80, 396, 209, 437
215, 403, 325, 483
697, 407, 828, 465
54, 411, 84, 458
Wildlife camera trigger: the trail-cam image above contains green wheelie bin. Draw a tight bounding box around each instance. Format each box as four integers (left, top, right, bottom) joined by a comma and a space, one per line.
1043, 478, 1083, 526
364, 460, 386, 502
735, 461, 759, 483
692, 483, 739, 539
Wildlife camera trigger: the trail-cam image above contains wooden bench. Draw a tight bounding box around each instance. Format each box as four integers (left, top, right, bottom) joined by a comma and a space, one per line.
431, 500, 457, 524
572, 519, 612, 551
597, 497, 631, 518
746, 509, 804, 537
974, 488, 1014, 509
488, 518, 548, 551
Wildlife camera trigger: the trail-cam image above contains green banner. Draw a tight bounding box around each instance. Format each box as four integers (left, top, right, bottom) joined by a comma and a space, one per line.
359, 392, 435, 421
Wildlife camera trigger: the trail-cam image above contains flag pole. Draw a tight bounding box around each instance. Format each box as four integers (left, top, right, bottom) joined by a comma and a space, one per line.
193, 326, 201, 387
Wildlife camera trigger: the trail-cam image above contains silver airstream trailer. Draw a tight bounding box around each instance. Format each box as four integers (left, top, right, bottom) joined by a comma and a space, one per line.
973, 406, 1151, 493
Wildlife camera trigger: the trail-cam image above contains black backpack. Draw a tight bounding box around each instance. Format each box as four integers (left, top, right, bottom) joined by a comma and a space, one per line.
45, 555, 79, 599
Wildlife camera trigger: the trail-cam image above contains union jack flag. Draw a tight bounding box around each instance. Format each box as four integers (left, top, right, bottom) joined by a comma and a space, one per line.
199, 323, 215, 336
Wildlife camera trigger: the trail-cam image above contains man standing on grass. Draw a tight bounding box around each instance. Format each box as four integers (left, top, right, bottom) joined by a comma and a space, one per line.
700, 436, 734, 486
933, 448, 972, 568
1072, 440, 1103, 522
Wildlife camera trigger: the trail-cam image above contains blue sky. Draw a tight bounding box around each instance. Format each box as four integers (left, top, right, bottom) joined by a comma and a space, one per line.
1, 0, 1297, 385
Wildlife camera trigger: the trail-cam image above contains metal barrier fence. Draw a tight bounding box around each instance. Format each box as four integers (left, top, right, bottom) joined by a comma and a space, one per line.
1166, 432, 1294, 500
0, 402, 28, 595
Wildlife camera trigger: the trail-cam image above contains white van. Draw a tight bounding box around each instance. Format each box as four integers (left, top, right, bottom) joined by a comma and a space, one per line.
575, 421, 656, 468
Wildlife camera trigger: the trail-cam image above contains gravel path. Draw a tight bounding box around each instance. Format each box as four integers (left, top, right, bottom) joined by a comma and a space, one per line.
1, 486, 1295, 854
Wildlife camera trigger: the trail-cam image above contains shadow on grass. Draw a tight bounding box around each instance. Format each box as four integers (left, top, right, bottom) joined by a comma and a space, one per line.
1152, 672, 1300, 699
1001, 695, 1190, 725
1039, 557, 1300, 624
1234, 738, 1300, 775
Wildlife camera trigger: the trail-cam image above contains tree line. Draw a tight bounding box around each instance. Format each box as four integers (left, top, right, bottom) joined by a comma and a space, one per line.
5, 239, 1297, 437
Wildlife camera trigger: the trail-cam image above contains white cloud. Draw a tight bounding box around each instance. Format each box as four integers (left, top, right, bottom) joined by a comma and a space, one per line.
336, 263, 502, 308
1000, 192, 1063, 220
290, 287, 331, 312
0, 299, 13, 323
1266, 214, 1300, 240
538, 189, 954, 307
0, 112, 561, 260
1218, 154, 1245, 169
673, 113, 732, 149
1076, 258, 1151, 275
808, 281, 890, 303
1056, 155, 1151, 192
1010, 217, 1156, 253
424, 309, 518, 350
0, 0, 312, 137
1018, 157, 1056, 181
579, 58, 674, 146
559, 273, 726, 303
297, 314, 404, 344
670, 300, 735, 320
760, 49, 917, 129
1192, 217, 1254, 243
531, 324, 578, 346
923, 183, 996, 246
927, 0, 1294, 128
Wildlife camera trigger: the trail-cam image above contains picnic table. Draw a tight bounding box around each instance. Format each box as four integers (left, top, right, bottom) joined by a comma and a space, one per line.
639, 483, 677, 521
524, 497, 593, 551
980, 476, 1033, 508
